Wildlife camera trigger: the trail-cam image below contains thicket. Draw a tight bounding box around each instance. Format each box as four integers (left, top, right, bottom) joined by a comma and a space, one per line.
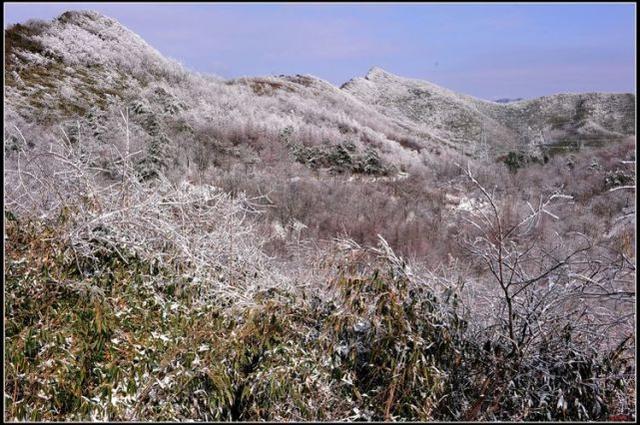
3, 126, 635, 421
278, 126, 391, 175
5, 211, 633, 421
502, 150, 551, 173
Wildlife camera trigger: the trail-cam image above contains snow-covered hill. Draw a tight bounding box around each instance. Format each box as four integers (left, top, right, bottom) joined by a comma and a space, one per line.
342, 67, 635, 156
4, 10, 636, 176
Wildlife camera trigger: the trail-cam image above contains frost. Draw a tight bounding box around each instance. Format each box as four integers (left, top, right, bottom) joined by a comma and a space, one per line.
151, 332, 170, 342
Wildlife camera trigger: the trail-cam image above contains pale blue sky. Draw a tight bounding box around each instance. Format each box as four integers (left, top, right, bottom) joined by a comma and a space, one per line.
4, 2, 636, 99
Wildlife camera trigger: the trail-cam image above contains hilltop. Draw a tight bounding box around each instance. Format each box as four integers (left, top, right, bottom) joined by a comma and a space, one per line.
5, 10, 635, 177
342, 66, 634, 156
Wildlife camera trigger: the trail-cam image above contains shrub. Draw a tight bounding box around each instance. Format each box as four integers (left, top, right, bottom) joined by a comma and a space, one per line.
604, 169, 635, 190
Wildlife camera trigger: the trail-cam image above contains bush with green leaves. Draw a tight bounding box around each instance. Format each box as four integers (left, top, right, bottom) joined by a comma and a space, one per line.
7, 203, 631, 422
287, 138, 390, 176
604, 168, 635, 190
319, 242, 469, 421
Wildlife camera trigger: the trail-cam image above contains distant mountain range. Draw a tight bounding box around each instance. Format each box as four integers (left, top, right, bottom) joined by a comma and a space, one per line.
5, 10, 636, 174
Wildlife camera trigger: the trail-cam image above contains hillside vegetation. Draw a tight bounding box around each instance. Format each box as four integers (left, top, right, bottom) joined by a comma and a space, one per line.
4, 10, 636, 422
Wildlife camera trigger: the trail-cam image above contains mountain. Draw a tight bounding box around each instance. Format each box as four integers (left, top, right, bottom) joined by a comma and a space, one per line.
5, 11, 436, 177
4, 10, 636, 176
5, 11, 186, 118
342, 67, 635, 156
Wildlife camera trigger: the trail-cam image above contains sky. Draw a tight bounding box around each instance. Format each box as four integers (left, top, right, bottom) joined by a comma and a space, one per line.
3, 2, 636, 100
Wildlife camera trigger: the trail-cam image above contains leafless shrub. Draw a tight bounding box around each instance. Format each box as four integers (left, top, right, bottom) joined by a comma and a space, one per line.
452, 163, 635, 420
4, 123, 294, 308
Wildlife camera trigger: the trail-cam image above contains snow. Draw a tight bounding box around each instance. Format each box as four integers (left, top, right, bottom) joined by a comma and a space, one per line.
5, 10, 635, 173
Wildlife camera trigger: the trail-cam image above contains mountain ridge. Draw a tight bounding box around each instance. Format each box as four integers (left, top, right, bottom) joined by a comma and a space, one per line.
4, 10, 636, 174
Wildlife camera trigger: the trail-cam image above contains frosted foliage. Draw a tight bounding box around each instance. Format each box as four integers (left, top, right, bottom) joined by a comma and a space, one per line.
7, 10, 633, 175
3, 10, 636, 422
343, 67, 635, 154
4, 134, 294, 308
34, 11, 184, 78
